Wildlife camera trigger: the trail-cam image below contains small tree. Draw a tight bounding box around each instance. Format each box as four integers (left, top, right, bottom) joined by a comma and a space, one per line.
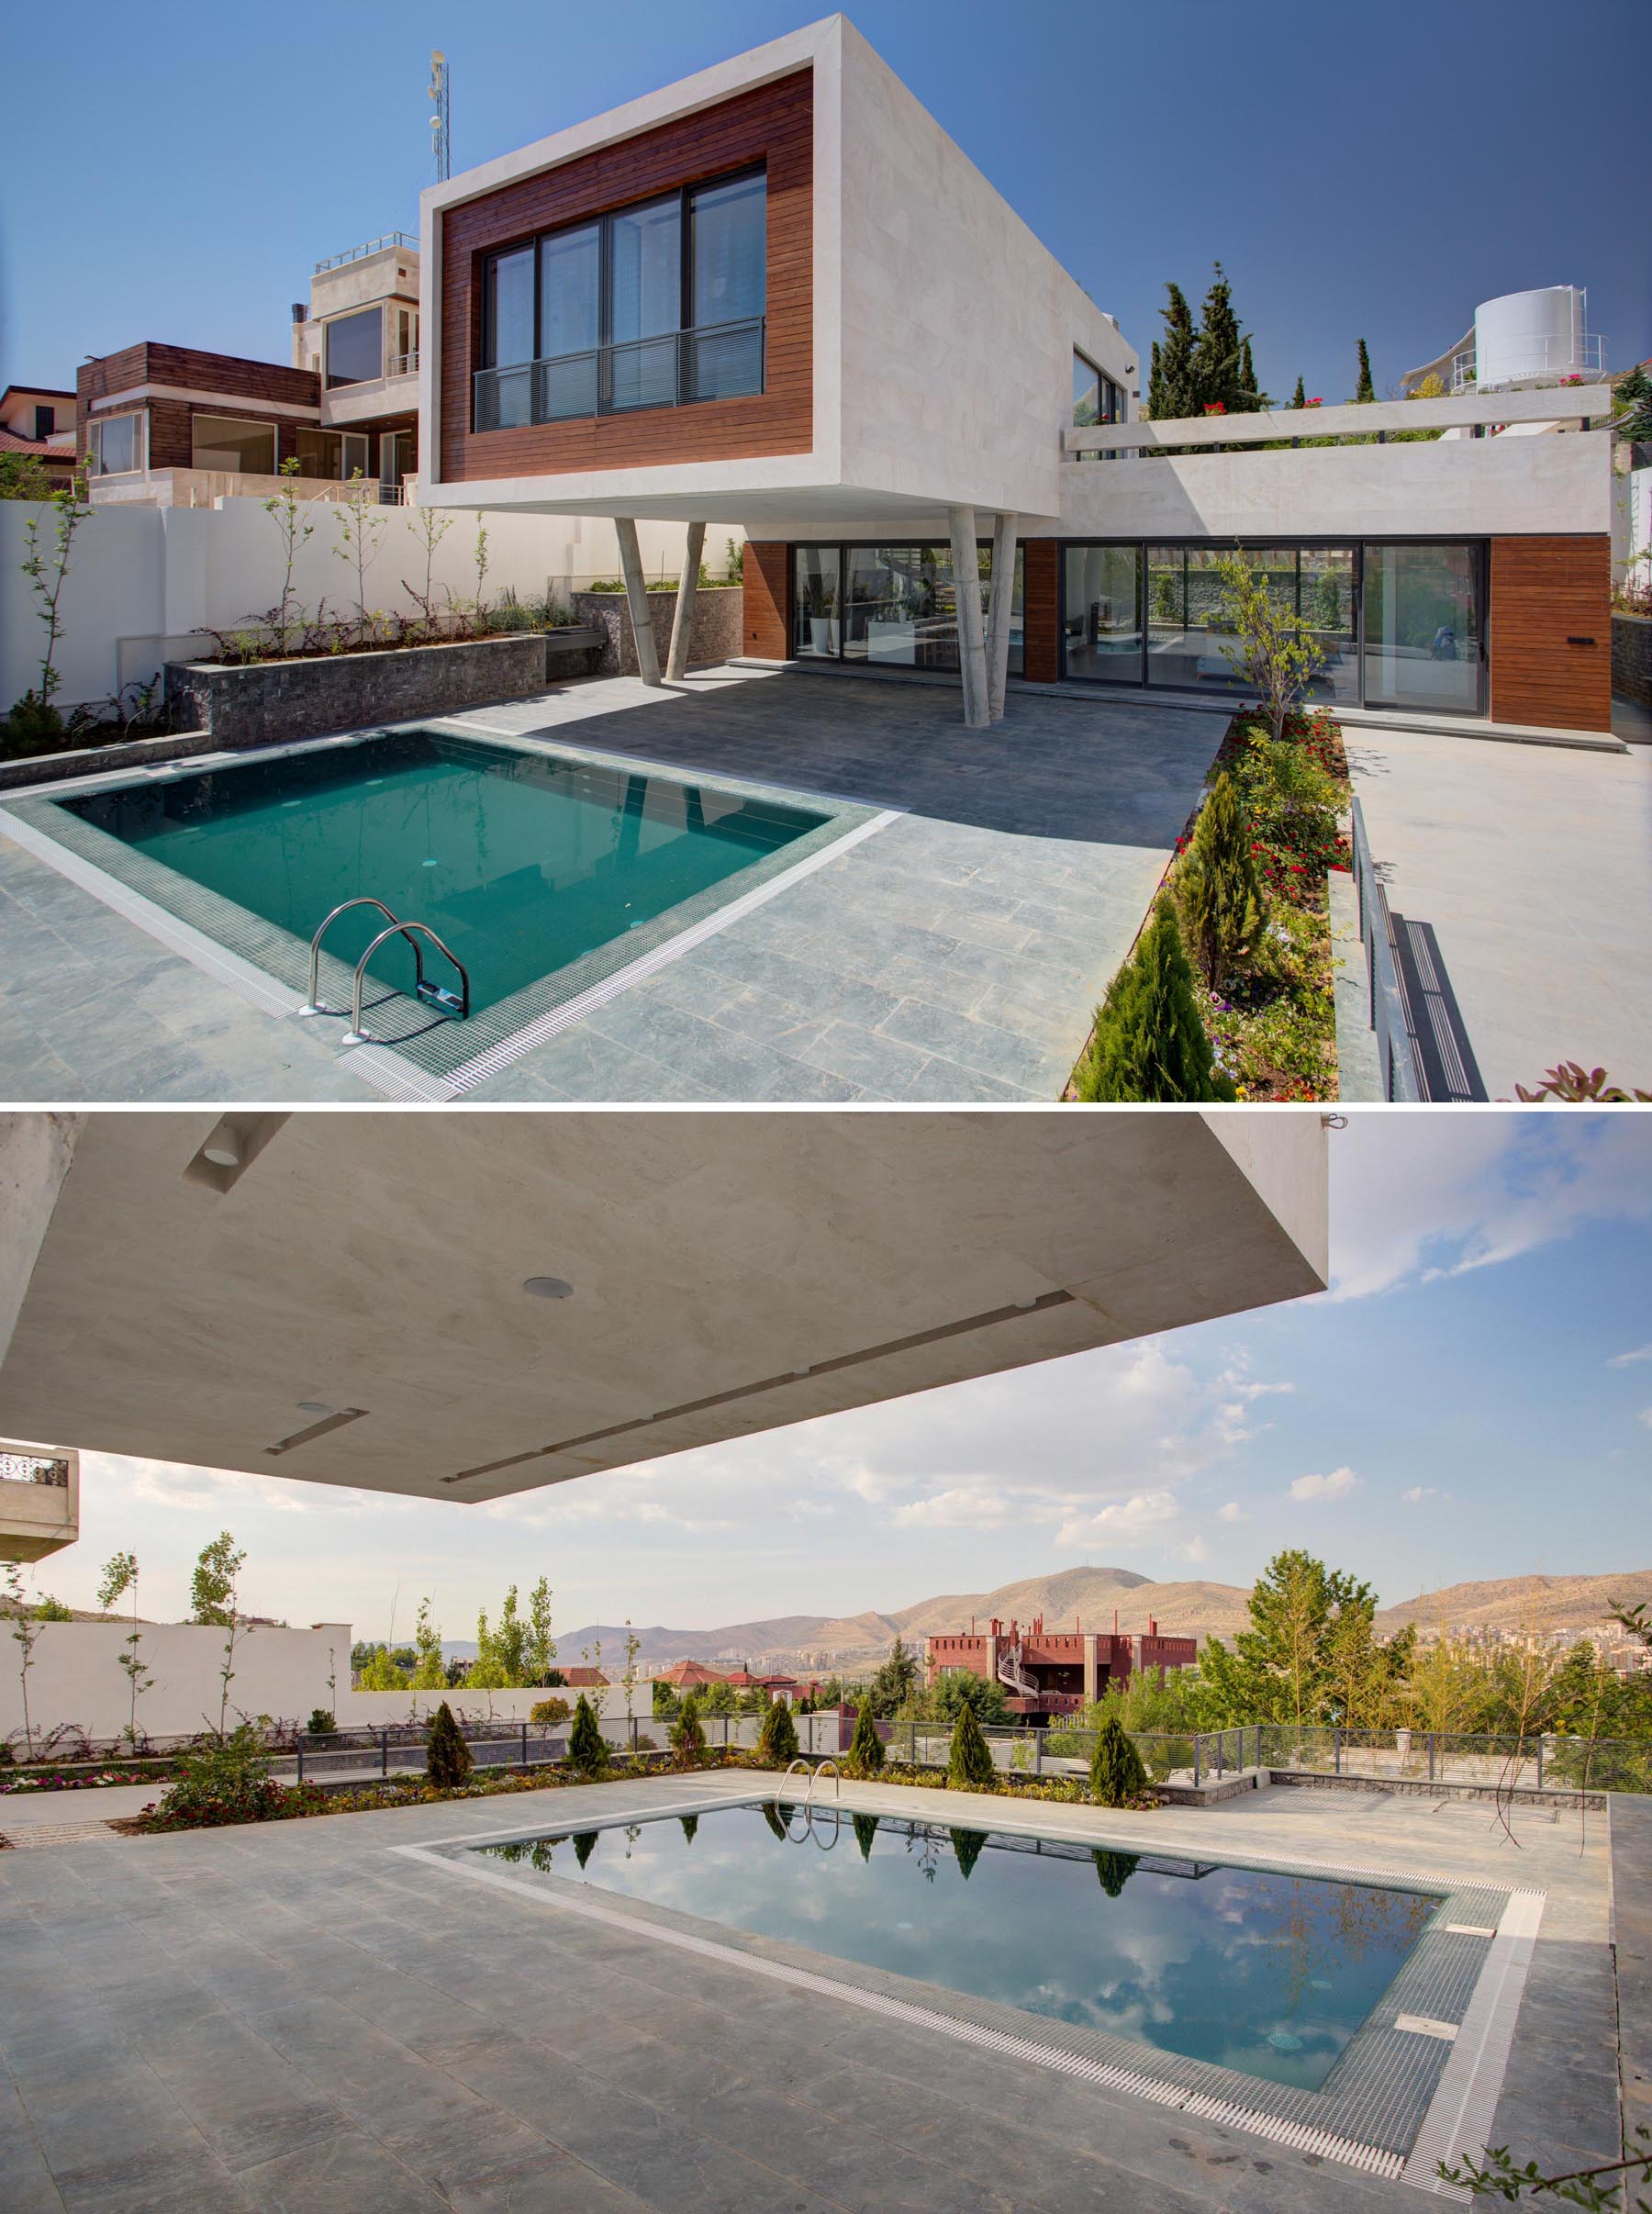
330, 475, 386, 644
870, 1634, 920, 1716
3, 1562, 42, 1761
1211, 550, 1325, 742
1355, 338, 1377, 403
620, 1619, 641, 1716
845, 1701, 885, 1777
406, 501, 453, 626
757, 1696, 799, 1765
1177, 772, 1266, 990
13, 477, 94, 740
1075, 899, 1235, 1103
0, 453, 57, 500
358, 1645, 407, 1691
527, 1578, 556, 1685
1289, 375, 1306, 411
472, 517, 491, 625
567, 1692, 609, 1775
670, 1691, 707, 1763
723, 536, 744, 583
425, 1700, 473, 1790
191, 1530, 248, 1739
97, 1549, 152, 1749
410, 1597, 447, 1689
262, 456, 314, 653
947, 1700, 996, 1791
1090, 1716, 1148, 1807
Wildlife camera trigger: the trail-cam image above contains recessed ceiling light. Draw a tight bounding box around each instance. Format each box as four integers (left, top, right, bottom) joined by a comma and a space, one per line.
296, 1402, 331, 1415
522, 1276, 575, 1300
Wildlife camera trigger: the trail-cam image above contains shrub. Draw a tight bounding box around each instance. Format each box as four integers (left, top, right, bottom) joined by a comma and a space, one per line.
845, 1702, 885, 1777
567, 1694, 609, 1776
2, 690, 67, 758
1090, 1717, 1149, 1807
947, 1701, 996, 1791
1177, 774, 1265, 990
1075, 900, 1236, 1102
670, 1692, 707, 1763
529, 1696, 572, 1728
756, 1698, 799, 1764
152, 1726, 286, 1828
425, 1702, 473, 1791
305, 1708, 335, 1735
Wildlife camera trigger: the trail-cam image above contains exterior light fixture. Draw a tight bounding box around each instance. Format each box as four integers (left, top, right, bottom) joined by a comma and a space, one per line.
202, 1130, 240, 1168
522, 1276, 574, 1300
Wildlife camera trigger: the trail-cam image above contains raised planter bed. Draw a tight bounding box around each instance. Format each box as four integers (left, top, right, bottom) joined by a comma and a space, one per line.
574, 585, 742, 678
164, 631, 555, 748
0, 726, 217, 793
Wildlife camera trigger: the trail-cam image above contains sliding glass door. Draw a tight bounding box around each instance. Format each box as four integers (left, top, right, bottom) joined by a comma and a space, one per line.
791, 543, 1021, 675
1063, 546, 1141, 681
1362, 544, 1484, 714
793, 547, 841, 659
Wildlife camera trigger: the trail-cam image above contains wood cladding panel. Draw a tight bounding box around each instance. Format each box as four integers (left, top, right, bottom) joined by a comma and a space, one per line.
1021, 540, 1060, 682
742, 542, 790, 658
1489, 536, 1613, 732
440, 72, 812, 482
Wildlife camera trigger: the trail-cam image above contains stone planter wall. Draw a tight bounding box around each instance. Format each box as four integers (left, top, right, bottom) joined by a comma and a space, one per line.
572, 587, 743, 679
162, 632, 553, 749
1612, 612, 1651, 707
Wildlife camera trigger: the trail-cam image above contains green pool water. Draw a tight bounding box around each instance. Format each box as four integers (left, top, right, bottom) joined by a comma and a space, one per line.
474, 1803, 1438, 2091
56, 729, 826, 1016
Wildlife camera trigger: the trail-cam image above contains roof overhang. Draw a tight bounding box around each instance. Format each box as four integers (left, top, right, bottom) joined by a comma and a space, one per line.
0, 1112, 1327, 1504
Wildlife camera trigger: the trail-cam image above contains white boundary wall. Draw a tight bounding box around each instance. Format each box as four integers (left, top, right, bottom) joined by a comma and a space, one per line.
0, 1616, 656, 1747
0, 499, 702, 712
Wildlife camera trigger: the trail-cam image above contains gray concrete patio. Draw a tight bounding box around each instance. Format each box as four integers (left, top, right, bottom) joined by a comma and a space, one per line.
1347, 722, 1652, 1098
0, 669, 1226, 1103
0, 1769, 1624, 2213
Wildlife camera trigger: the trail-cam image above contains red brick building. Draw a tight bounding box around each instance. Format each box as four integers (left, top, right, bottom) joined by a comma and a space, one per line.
925, 1614, 1196, 1722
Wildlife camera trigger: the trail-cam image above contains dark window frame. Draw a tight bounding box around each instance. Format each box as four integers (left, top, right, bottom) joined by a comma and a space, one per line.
787, 539, 1025, 678
475, 164, 767, 430
1056, 535, 1488, 717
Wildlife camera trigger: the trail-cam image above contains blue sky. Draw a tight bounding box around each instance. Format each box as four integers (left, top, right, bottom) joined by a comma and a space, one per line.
6, 1, 1645, 404
25, 1113, 1652, 1641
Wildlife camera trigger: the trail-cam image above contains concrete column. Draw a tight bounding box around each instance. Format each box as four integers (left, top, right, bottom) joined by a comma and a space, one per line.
1082, 1635, 1098, 1705
615, 517, 662, 687
0, 1114, 84, 1378
947, 504, 989, 729
665, 520, 706, 682
985, 510, 1018, 722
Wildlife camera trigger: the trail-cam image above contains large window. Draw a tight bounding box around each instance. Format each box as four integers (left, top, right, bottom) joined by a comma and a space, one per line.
475, 169, 766, 430
325, 307, 385, 388
88, 412, 143, 475
791, 542, 1022, 676
1062, 540, 1482, 714
190, 416, 276, 475
1072, 350, 1123, 429
294, 428, 372, 482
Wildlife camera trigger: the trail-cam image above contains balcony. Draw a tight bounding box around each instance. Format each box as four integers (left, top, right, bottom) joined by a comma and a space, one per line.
315, 231, 418, 274
474, 319, 765, 432
0, 1444, 79, 1562
1063, 380, 1614, 461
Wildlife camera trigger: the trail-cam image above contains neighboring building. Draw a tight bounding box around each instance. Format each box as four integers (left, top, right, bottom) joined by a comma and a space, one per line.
926, 1615, 1197, 1722
0, 385, 77, 487
1400, 285, 1605, 397
416, 17, 1615, 733
77, 233, 424, 509
562, 1665, 609, 1688
656, 1659, 731, 1690
0, 1442, 78, 1563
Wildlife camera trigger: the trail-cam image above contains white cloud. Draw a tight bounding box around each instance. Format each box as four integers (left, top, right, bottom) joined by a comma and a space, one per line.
1608, 1345, 1652, 1367
1289, 1467, 1359, 1503
1055, 1491, 1180, 1547
1401, 1485, 1450, 1504
892, 1490, 1010, 1531
1217, 1502, 1248, 1524
1640, 1409, 1652, 1432
1329, 1119, 1652, 1302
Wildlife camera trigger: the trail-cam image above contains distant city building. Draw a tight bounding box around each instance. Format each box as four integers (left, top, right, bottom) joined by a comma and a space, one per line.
926, 1614, 1197, 1723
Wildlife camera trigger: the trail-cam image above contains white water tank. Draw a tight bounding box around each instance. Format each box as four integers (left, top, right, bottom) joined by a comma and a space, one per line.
1473, 286, 1598, 390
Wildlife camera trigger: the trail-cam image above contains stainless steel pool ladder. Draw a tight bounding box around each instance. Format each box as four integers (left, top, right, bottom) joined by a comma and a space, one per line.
300, 896, 471, 1046
782, 1756, 840, 1812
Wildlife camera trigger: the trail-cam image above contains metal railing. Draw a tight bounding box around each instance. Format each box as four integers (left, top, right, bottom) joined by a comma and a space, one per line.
315, 232, 417, 274
1350, 795, 1423, 1101
385, 350, 419, 379
1194, 1726, 1649, 1797
474, 318, 765, 432
1450, 332, 1606, 394
0, 1451, 70, 1487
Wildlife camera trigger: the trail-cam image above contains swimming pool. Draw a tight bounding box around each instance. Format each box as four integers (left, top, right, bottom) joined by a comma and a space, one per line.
471, 1800, 1437, 2094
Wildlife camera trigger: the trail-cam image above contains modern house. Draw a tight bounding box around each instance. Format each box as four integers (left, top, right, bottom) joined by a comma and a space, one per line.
0, 384, 77, 488
414, 15, 1615, 734
927, 1616, 1198, 1723
77, 233, 425, 509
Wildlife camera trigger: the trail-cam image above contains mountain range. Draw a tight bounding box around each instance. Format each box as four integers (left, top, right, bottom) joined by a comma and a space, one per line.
436, 1564, 1652, 1673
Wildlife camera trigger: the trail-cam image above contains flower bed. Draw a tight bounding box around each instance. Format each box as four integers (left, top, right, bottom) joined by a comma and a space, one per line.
1, 1766, 169, 1795
1071, 703, 1350, 1103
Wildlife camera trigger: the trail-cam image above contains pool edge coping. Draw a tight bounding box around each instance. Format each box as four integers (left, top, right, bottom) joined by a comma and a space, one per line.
392, 1782, 1542, 2195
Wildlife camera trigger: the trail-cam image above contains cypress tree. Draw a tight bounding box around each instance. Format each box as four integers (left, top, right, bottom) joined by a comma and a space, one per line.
567, 1692, 608, 1775
947, 1699, 997, 1791
851, 1811, 880, 1862
678, 1813, 699, 1845
1355, 338, 1376, 402
572, 1828, 598, 1870
1177, 773, 1267, 990
763, 1800, 788, 1841
1093, 1849, 1141, 1898
670, 1690, 707, 1762
1239, 336, 1262, 410
1616, 363, 1652, 441
1074, 899, 1235, 1103
1289, 375, 1306, 411
950, 1828, 987, 1881
424, 1700, 473, 1791
845, 1700, 885, 1777
1090, 1716, 1148, 1807
1192, 263, 1249, 412
1148, 283, 1199, 420
756, 1695, 799, 1765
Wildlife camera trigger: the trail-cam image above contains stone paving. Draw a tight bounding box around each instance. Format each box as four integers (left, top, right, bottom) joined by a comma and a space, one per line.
1347, 721, 1652, 1097
0, 669, 1225, 1103
0, 1770, 1620, 2213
